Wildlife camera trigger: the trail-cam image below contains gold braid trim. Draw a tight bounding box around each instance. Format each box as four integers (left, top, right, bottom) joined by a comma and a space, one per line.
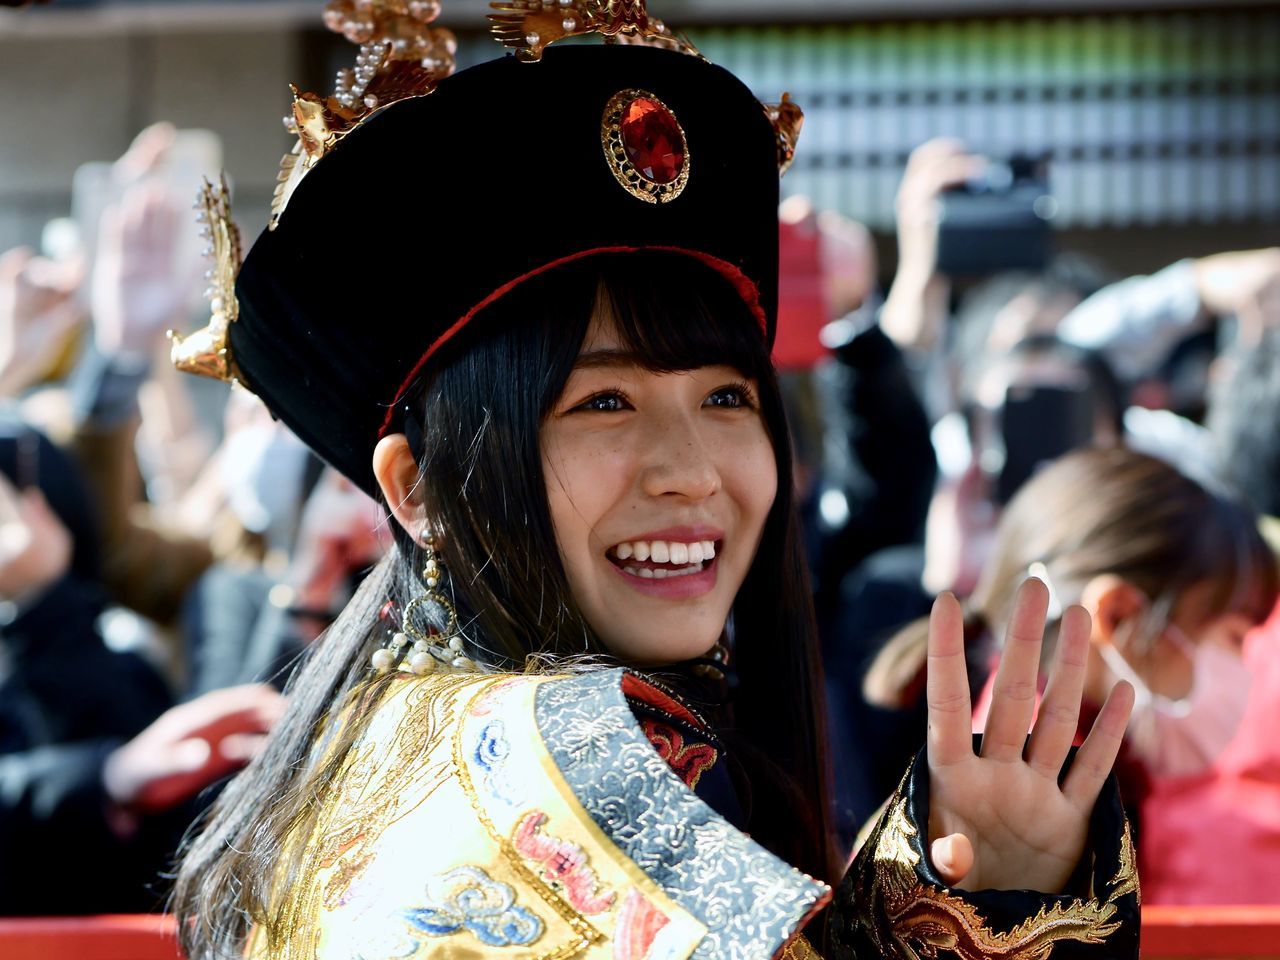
860, 798, 1134, 960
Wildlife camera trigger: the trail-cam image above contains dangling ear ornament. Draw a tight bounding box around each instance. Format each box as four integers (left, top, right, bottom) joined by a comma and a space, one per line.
370, 537, 474, 676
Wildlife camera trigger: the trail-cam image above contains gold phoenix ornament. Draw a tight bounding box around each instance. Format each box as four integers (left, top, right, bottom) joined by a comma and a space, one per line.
169, 176, 243, 383
489, 0, 699, 62
273, 0, 458, 228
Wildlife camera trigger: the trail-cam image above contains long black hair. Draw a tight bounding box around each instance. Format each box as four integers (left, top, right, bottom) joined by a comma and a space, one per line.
174, 251, 836, 958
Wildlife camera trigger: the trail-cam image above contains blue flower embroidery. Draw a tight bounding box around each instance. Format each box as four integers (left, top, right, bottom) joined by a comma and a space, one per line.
473, 720, 521, 805
403, 865, 544, 947
474, 720, 510, 771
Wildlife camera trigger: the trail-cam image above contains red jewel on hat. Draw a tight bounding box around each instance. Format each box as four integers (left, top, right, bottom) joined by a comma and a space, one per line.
620, 97, 685, 185
602, 88, 690, 204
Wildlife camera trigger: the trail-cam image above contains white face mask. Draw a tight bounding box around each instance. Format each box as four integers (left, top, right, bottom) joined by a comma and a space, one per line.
1098, 625, 1251, 779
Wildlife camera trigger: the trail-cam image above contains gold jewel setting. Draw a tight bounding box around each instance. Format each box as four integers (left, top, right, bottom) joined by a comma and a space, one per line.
601, 89, 689, 204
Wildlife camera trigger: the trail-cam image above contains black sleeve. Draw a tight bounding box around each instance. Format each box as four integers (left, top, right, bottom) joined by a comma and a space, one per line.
827, 746, 1141, 959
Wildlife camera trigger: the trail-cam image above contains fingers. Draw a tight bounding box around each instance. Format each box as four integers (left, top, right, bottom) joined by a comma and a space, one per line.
980, 578, 1048, 762
926, 592, 975, 766
931, 832, 974, 888
1063, 680, 1135, 809
1024, 604, 1091, 779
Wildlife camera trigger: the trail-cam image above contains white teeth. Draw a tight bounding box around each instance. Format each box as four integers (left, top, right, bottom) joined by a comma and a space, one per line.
622, 562, 706, 580
612, 538, 720, 564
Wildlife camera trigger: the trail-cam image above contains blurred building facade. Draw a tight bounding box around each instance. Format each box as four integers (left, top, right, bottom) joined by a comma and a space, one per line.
0, 0, 1276, 277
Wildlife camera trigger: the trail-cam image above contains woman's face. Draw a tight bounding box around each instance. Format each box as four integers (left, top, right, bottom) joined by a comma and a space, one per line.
541, 315, 778, 663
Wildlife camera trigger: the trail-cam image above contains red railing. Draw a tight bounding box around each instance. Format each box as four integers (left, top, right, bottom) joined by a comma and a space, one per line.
1142, 906, 1280, 960
2, 908, 1280, 959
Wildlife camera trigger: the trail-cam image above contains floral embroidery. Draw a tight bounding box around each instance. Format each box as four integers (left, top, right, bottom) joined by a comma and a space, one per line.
473, 719, 521, 806
512, 811, 617, 915
403, 865, 545, 947
614, 890, 672, 960
640, 719, 718, 790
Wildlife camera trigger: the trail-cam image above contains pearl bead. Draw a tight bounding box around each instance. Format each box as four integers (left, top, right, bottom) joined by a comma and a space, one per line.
451, 657, 473, 670
426, 578, 438, 588
390, 632, 409, 649
526, 32, 540, 46
413, 639, 431, 653
563, 17, 576, 31
448, 636, 464, 652
410, 652, 435, 675
371, 648, 395, 672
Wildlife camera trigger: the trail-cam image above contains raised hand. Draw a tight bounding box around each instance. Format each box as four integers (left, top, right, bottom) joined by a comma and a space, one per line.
90, 181, 185, 359
0, 471, 72, 601
925, 578, 1134, 892
0, 246, 85, 397
102, 683, 287, 814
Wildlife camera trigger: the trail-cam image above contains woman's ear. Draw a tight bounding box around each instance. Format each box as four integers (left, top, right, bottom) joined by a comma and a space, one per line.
1080, 574, 1148, 646
373, 433, 429, 546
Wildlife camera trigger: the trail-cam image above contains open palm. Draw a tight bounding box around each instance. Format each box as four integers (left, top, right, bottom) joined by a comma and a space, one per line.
926, 579, 1134, 892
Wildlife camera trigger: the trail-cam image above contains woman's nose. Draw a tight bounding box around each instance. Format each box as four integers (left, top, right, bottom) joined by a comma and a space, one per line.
637, 417, 722, 501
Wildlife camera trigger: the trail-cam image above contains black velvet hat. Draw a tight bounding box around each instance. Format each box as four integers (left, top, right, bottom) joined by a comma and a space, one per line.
171, 2, 802, 496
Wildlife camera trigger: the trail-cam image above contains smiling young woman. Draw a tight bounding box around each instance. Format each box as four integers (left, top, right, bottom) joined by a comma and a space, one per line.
170, 3, 1141, 958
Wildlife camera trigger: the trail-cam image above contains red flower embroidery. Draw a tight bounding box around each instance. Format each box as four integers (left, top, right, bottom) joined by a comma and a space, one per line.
641, 719, 718, 790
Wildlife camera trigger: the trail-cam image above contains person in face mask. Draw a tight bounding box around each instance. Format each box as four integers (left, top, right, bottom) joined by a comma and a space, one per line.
1092, 609, 1254, 781
866, 446, 1277, 879
971, 448, 1275, 836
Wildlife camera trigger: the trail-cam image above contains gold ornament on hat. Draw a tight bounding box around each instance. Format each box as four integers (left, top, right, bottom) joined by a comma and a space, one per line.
765, 93, 804, 177
489, 0, 700, 62
273, 0, 458, 229
168, 175, 244, 383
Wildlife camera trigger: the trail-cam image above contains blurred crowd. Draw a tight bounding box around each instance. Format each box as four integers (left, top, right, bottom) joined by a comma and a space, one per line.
1, 123, 1278, 914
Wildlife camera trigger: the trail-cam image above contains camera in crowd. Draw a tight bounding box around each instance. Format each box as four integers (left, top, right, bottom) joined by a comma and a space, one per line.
937, 154, 1055, 276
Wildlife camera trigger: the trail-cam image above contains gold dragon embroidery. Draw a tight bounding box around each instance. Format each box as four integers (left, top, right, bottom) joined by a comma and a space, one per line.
858, 798, 1137, 960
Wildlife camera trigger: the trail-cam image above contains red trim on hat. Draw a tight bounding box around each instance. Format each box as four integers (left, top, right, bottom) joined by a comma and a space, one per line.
378, 245, 767, 438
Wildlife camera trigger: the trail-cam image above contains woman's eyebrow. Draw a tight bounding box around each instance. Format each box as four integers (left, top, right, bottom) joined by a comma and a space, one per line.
572, 348, 648, 370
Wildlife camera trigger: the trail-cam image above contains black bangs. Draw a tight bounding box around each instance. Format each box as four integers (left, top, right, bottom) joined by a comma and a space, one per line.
590, 251, 772, 382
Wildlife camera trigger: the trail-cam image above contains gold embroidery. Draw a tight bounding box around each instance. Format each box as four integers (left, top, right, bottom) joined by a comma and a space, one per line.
862, 798, 1125, 960
452, 681, 605, 960
276, 674, 486, 960
779, 933, 822, 959
1108, 820, 1140, 906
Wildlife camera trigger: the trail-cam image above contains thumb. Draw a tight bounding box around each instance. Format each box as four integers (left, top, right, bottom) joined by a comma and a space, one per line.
931, 832, 975, 887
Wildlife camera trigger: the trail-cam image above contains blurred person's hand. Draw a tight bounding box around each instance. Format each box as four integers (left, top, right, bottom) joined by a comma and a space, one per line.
90, 182, 186, 359
289, 469, 389, 627
101, 683, 286, 814
881, 139, 984, 350
922, 462, 997, 598
894, 139, 985, 283
0, 472, 72, 602
0, 246, 86, 396
1195, 247, 1280, 350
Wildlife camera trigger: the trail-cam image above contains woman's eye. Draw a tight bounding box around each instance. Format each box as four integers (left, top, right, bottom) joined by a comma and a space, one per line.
577, 392, 629, 412
704, 384, 753, 409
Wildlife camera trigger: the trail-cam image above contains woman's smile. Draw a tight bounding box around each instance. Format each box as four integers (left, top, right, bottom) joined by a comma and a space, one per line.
606, 527, 724, 598
541, 314, 777, 663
